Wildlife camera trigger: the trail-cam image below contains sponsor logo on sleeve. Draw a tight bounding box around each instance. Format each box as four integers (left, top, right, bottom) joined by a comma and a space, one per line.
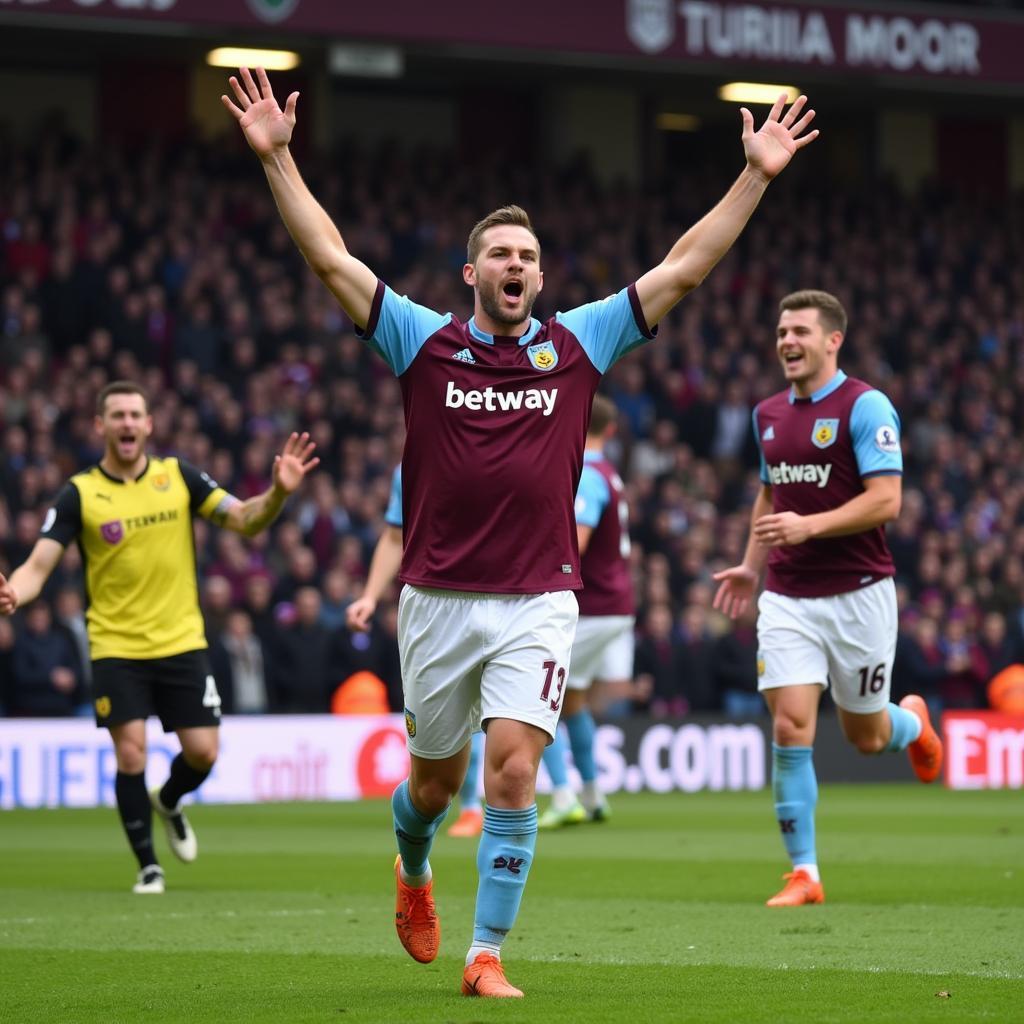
526, 339, 558, 371
875, 424, 900, 454
811, 418, 839, 449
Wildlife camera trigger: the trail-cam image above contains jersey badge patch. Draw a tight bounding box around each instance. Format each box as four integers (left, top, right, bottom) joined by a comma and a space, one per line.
526, 340, 558, 371
811, 418, 839, 449
152, 473, 170, 491
404, 708, 417, 738
875, 425, 900, 454
100, 520, 124, 545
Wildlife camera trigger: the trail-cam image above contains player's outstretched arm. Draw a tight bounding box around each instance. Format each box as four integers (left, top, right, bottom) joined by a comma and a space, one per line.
0, 540, 65, 615
635, 94, 818, 328
222, 67, 378, 330
346, 525, 403, 633
220, 432, 319, 538
712, 485, 773, 620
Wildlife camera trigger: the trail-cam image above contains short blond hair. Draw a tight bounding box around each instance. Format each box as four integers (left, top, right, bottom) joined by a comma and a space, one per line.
779, 290, 847, 336
466, 205, 539, 265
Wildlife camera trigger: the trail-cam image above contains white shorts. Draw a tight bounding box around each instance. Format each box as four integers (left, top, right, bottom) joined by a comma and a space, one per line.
397, 586, 579, 759
567, 615, 635, 691
756, 578, 897, 714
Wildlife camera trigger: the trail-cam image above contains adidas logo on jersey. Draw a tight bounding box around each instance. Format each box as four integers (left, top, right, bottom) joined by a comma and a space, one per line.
766, 461, 832, 488
452, 348, 476, 363
445, 380, 558, 417
762, 425, 775, 441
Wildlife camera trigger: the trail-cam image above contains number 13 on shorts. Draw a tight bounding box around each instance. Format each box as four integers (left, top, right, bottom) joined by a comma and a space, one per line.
540, 660, 566, 712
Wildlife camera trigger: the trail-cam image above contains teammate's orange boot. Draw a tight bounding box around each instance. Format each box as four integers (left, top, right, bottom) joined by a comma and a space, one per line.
394, 856, 440, 963
766, 869, 825, 907
899, 694, 943, 784
447, 808, 483, 838
461, 953, 524, 998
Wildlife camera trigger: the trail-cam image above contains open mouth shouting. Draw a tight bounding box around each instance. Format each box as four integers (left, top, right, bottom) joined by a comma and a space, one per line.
502, 278, 525, 308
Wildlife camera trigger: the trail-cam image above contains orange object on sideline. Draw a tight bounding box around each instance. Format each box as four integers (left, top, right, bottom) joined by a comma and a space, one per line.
331, 671, 390, 715
988, 664, 1024, 715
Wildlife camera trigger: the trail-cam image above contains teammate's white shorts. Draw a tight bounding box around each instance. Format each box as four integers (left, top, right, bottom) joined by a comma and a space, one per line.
397, 586, 579, 759
756, 577, 897, 714
566, 615, 635, 691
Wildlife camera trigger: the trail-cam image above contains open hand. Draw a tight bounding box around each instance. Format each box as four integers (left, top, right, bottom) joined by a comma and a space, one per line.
712, 564, 759, 620
272, 432, 319, 494
742, 94, 818, 182
222, 66, 299, 158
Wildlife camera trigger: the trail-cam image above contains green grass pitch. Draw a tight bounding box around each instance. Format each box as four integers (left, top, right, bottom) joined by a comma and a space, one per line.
1, 785, 1021, 1023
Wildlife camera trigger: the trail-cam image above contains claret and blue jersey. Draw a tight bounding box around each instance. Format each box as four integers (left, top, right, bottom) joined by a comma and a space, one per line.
753, 369, 903, 598
358, 279, 654, 595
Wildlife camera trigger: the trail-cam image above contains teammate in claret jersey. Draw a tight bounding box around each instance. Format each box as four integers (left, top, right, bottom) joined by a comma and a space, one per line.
225, 65, 818, 997
540, 395, 634, 829
713, 290, 943, 908
0, 382, 318, 894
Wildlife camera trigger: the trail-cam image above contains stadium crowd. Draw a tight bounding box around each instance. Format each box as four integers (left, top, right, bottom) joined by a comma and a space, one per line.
2, 124, 1023, 718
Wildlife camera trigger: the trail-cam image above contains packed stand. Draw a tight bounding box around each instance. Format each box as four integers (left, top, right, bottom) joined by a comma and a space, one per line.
1, 125, 1023, 717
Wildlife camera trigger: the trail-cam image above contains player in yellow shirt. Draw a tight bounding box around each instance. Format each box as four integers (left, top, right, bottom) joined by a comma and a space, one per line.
0, 381, 318, 893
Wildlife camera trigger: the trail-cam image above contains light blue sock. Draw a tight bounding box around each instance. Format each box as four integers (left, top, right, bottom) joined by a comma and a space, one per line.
565, 710, 597, 783
392, 780, 448, 878
772, 744, 817, 866
884, 702, 923, 752
459, 732, 485, 811
471, 805, 538, 955
541, 728, 570, 788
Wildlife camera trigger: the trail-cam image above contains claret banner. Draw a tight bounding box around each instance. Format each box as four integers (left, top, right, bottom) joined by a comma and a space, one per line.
4, 0, 1024, 85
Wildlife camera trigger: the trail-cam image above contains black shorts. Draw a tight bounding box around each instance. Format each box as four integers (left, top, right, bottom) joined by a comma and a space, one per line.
91, 650, 222, 732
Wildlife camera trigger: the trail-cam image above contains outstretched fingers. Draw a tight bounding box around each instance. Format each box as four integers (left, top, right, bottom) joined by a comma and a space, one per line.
240, 66, 262, 105
227, 75, 252, 111
781, 95, 807, 129
790, 107, 817, 139
255, 66, 275, 102
767, 92, 787, 124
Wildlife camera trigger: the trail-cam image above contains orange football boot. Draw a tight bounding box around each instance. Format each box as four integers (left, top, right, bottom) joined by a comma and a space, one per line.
899, 694, 943, 783
766, 869, 826, 907
394, 856, 440, 963
461, 953, 524, 998
447, 808, 483, 838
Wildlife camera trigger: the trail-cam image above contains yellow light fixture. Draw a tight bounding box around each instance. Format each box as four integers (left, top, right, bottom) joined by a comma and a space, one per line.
656, 113, 701, 132
718, 82, 799, 105
206, 47, 301, 71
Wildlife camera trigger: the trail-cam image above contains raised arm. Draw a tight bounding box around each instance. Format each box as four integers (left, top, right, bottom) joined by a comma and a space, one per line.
0, 539, 66, 615
215, 432, 319, 538
635, 94, 818, 328
222, 67, 378, 330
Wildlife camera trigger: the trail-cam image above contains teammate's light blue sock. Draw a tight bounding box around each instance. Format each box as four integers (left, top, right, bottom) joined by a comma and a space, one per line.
884, 702, 923, 751
459, 733, 484, 811
392, 780, 448, 880
470, 804, 538, 958
565, 710, 597, 783
772, 744, 817, 866
541, 728, 570, 788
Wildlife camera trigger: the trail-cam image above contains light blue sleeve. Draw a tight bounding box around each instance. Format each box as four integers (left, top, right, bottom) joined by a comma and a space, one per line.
574, 465, 611, 529
362, 284, 451, 377
384, 466, 403, 527
556, 286, 653, 374
850, 390, 903, 476
752, 407, 769, 484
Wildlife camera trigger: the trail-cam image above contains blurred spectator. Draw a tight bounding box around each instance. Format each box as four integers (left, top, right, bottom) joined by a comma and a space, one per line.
8, 601, 84, 716
219, 609, 272, 714
712, 602, 763, 718
272, 586, 336, 712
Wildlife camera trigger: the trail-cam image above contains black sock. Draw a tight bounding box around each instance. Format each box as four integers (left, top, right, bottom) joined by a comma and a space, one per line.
115, 771, 158, 870
159, 753, 212, 810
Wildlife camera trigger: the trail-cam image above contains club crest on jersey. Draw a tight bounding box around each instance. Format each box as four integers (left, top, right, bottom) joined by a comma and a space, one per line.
404, 708, 417, 738
100, 520, 124, 545
152, 473, 170, 491
811, 418, 839, 449
526, 340, 558, 371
